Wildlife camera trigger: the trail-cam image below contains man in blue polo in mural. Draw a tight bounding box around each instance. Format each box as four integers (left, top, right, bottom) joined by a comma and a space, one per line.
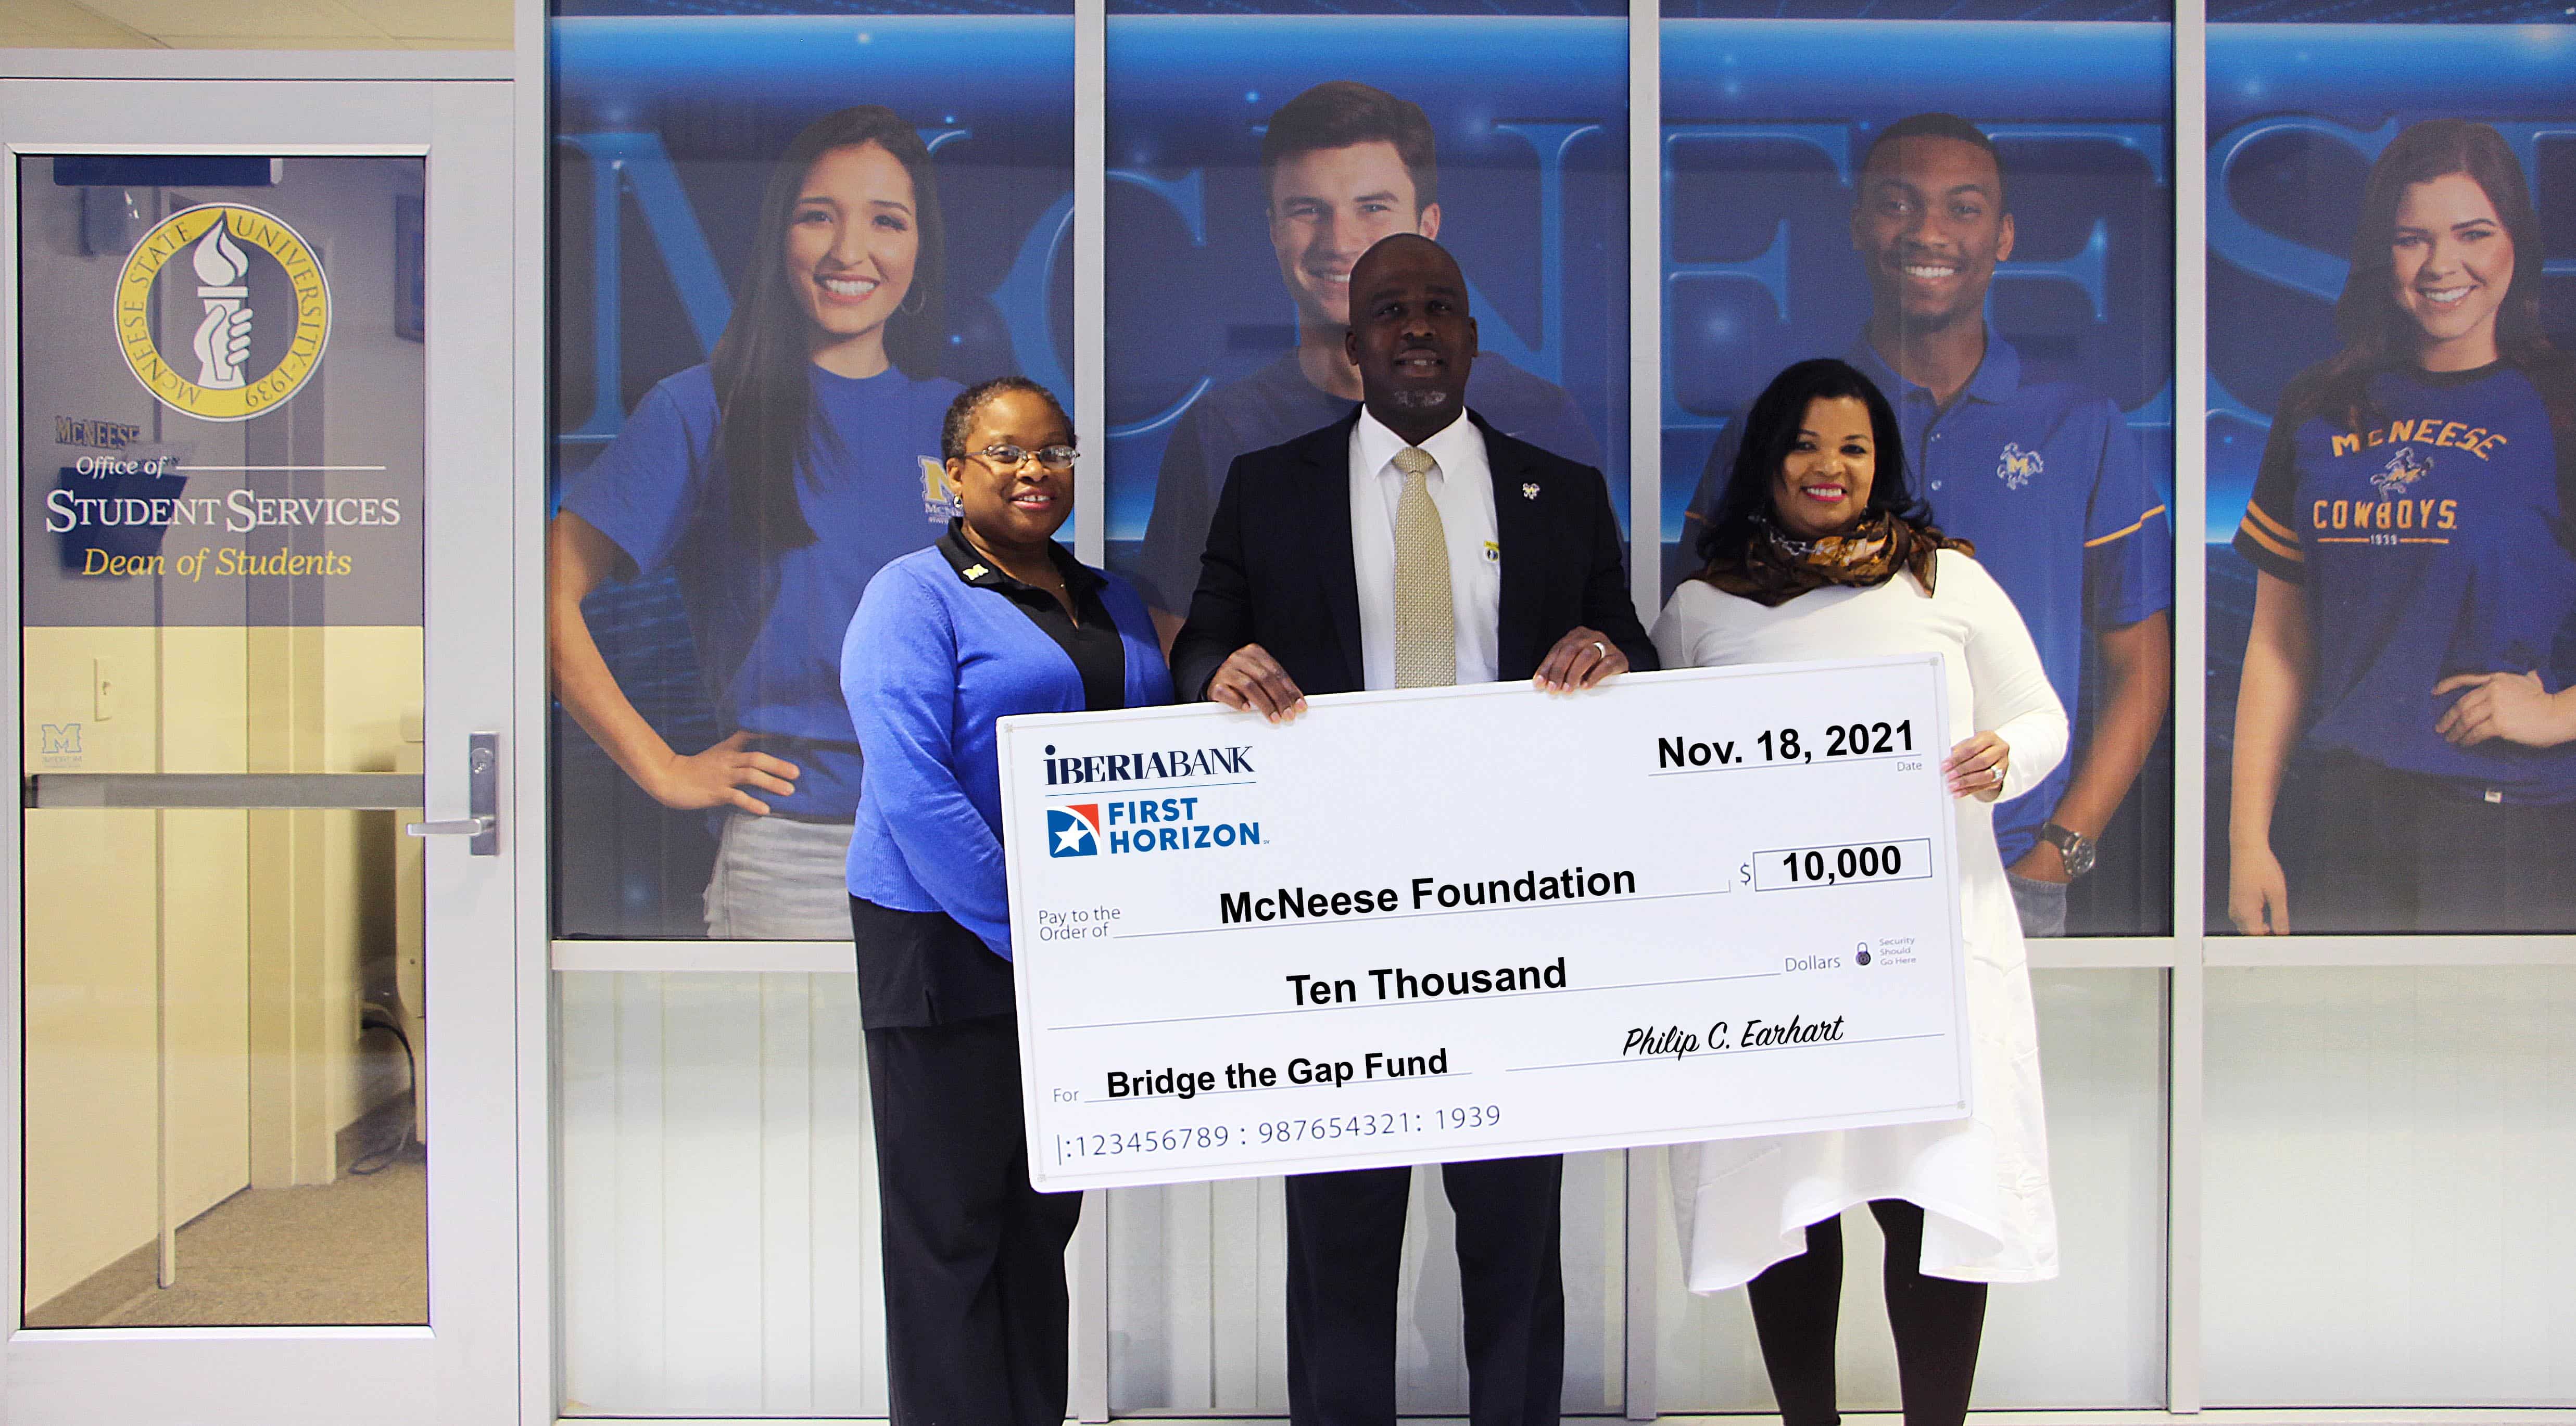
1686, 112, 2174, 937
1134, 79, 1600, 641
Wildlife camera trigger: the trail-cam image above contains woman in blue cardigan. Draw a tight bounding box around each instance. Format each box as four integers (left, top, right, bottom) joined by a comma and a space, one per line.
841, 376, 1172, 1424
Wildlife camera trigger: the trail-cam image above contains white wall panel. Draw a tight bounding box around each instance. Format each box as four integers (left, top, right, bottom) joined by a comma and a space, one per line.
2206, 967, 2576, 1406
1652, 970, 2167, 1410
558, 972, 889, 1418
1106, 1150, 1627, 1414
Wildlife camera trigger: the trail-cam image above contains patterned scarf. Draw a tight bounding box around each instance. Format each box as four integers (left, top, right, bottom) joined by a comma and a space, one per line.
1699, 511, 1975, 609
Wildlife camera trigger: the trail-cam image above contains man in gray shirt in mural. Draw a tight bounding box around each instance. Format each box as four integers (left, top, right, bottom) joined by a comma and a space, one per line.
1134, 79, 1601, 641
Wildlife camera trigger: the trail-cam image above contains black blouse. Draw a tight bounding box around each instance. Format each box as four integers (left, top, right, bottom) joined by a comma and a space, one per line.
936, 521, 1127, 712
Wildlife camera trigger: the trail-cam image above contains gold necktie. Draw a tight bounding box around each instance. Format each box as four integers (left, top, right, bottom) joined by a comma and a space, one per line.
1391, 445, 1456, 689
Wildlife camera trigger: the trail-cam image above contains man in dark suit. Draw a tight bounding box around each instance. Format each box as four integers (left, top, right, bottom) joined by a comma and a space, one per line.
1171, 233, 1655, 1426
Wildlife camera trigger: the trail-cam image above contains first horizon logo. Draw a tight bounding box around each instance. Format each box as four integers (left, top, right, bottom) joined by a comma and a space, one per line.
1048, 805, 1102, 858
1039, 794, 1260, 859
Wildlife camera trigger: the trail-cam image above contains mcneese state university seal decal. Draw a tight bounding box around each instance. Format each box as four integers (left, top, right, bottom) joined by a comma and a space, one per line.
115, 202, 332, 423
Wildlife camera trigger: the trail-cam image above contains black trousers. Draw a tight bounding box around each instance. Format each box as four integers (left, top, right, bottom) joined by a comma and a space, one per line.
2282, 749, 2576, 933
863, 1013, 1082, 1426
1283, 1154, 1565, 1426
1744, 1201, 1987, 1426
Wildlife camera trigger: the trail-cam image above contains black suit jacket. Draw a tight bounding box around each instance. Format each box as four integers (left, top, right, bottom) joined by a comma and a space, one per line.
1171, 410, 1657, 699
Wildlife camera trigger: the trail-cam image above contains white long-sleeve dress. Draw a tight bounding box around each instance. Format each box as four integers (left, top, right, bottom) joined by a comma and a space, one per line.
1651, 549, 2069, 1288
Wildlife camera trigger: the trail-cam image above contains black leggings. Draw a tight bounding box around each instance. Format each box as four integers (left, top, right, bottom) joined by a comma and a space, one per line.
1744, 1200, 1988, 1426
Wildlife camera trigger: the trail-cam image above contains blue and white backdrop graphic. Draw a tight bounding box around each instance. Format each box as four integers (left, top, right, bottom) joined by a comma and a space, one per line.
1100, 14, 1633, 574
1657, 19, 2175, 584
552, 14, 1075, 934
547, 3, 2573, 936
2201, 22, 2576, 927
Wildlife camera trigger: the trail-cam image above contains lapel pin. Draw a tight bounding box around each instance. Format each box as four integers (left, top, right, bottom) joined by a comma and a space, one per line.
963, 564, 988, 579
1522, 482, 1540, 501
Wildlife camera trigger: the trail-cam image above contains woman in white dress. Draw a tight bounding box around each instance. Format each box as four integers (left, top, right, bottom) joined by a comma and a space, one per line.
1654, 358, 2067, 1425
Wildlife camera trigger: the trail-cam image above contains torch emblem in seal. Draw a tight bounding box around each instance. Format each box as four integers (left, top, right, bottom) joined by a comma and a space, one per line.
114, 202, 331, 422
190, 215, 254, 390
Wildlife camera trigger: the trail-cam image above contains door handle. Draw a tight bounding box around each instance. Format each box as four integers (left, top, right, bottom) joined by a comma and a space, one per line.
405, 731, 499, 856
407, 816, 493, 836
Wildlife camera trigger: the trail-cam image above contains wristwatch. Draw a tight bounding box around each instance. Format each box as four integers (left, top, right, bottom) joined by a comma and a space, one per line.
2039, 823, 2098, 878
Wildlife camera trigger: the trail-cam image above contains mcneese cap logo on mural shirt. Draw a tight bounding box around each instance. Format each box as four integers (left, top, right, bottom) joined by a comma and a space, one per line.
115, 202, 331, 422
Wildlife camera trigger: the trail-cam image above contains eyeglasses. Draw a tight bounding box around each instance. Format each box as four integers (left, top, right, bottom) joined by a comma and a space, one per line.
971, 443, 1080, 472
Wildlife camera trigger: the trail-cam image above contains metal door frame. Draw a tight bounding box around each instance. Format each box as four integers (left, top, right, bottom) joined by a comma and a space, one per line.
0, 49, 539, 1426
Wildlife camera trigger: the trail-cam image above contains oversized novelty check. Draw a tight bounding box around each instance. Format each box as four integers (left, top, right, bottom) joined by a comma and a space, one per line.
998, 655, 1971, 1191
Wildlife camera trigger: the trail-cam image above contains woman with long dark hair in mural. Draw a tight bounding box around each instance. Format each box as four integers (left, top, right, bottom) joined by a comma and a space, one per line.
548, 106, 961, 937
1656, 358, 2066, 1426
2228, 119, 2576, 935
842, 377, 1170, 1421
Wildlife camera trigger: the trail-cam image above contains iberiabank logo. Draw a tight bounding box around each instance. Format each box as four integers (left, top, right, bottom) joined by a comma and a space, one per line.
1047, 805, 1101, 858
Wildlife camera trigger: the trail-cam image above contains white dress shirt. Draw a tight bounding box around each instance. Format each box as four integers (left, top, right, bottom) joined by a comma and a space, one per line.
1349, 406, 1500, 690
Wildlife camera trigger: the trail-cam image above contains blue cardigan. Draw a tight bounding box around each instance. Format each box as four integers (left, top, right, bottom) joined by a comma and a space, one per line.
841, 544, 1173, 958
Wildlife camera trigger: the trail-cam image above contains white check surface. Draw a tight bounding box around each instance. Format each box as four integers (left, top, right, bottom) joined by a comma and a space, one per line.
999, 656, 1969, 1191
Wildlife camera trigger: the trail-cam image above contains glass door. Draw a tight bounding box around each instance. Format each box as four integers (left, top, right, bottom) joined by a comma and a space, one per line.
1, 76, 519, 1424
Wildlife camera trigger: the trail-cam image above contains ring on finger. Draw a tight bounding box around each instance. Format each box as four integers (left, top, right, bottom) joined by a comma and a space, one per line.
1591, 640, 1607, 658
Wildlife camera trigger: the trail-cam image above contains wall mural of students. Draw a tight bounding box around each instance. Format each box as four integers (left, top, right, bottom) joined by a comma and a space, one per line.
1660, 20, 2175, 937
2205, 20, 2576, 936
1679, 112, 2173, 942
1102, 15, 1631, 635
2224, 120, 2576, 934
550, 12, 1076, 936
549, 105, 961, 939
1129, 79, 1602, 643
